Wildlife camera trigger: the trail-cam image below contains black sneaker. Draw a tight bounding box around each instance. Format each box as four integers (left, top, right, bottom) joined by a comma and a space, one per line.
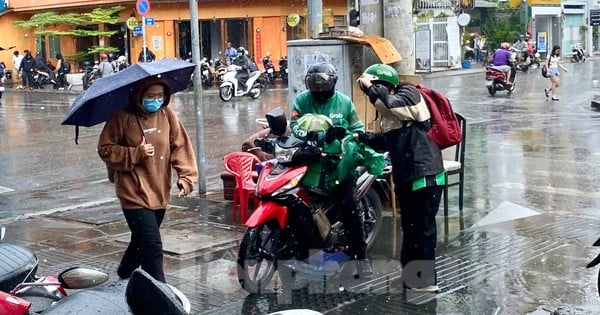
552, 97, 560, 101
544, 88, 549, 98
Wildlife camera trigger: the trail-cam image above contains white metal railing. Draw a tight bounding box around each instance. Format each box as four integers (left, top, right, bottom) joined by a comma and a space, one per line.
415, 0, 455, 10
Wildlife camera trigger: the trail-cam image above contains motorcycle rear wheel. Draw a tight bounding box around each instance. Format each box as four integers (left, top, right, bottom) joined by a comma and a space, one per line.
219, 86, 233, 102
487, 86, 496, 96
237, 221, 281, 294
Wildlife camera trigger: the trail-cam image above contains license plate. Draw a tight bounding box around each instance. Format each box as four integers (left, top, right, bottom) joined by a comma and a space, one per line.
485, 80, 492, 87
0, 87, 4, 92
202, 70, 209, 75
267, 68, 274, 73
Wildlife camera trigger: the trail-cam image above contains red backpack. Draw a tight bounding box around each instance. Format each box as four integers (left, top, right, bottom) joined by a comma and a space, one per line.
415, 84, 462, 149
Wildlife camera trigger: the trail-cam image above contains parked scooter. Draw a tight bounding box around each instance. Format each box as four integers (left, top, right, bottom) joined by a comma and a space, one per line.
32, 68, 57, 89
572, 43, 586, 63
81, 61, 99, 90
214, 54, 227, 83
485, 63, 516, 96
0, 225, 109, 314
262, 55, 275, 86
218, 65, 263, 101
200, 57, 214, 88
236, 108, 388, 294
278, 56, 288, 84
586, 237, 600, 298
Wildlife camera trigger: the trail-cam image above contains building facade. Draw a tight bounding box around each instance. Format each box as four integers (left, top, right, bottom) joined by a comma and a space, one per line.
1, 0, 350, 71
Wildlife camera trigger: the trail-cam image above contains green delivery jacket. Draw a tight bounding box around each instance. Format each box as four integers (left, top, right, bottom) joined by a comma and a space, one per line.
290, 91, 384, 191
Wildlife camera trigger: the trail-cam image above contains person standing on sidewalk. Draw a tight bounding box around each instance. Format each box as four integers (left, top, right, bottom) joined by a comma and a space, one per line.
97, 76, 198, 282
18, 50, 35, 90
544, 45, 568, 101
355, 64, 444, 292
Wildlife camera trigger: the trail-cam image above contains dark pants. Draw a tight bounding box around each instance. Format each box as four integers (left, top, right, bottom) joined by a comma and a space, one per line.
397, 183, 442, 286
56, 73, 66, 88
334, 180, 367, 260
118, 208, 166, 282
22, 71, 33, 88
236, 70, 249, 91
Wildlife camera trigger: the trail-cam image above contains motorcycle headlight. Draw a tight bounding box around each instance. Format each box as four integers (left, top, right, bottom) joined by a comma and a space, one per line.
272, 173, 304, 196
274, 145, 299, 163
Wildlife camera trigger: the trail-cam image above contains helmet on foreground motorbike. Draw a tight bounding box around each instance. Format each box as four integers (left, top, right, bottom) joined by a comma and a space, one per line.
305, 63, 338, 102
360, 63, 399, 93
295, 113, 333, 145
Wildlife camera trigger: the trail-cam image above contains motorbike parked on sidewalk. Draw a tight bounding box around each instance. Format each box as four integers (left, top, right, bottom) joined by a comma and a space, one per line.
572, 43, 586, 63
81, 61, 99, 90
278, 56, 288, 84
485, 63, 516, 96
32, 68, 57, 89
218, 65, 263, 101
262, 55, 275, 86
236, 108, 388, 294
586, 237, 600, 298
0, 225, 109, 314
200, 57, 214, 88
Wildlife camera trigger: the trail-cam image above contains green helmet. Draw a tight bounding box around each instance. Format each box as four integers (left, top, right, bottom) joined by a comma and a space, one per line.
362, 64, 399, 87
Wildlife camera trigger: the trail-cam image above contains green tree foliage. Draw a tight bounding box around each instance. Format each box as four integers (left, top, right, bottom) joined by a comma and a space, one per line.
14, 6, 123, 59
480, 10, 522, 50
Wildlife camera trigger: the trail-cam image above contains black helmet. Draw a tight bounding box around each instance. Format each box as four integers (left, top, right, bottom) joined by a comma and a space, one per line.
305, 63, 338, 102
237, 47, 246, 56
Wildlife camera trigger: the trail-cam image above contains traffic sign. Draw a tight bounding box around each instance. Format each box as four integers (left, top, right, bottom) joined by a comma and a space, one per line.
133, 26, 143, 36
136, 0, 151, 16
126, 17, 138, 30
144, 17, 154, 26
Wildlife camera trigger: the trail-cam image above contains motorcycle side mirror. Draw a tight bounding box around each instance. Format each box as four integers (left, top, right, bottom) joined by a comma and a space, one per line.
58, 267, 109, 289
265, 107, 288, 136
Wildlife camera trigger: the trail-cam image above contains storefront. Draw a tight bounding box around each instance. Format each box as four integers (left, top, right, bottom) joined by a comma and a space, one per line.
530, 0, 562, 57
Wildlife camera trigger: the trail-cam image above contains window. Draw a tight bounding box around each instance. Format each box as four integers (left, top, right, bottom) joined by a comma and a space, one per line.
48, 35, 61, 60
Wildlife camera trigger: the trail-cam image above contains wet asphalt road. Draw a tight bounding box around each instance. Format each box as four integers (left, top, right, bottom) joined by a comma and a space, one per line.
1, 60, 600, 314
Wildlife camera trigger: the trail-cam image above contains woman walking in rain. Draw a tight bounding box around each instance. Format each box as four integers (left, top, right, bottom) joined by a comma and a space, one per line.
97, 76, 198, 282
544, 45, 568, 101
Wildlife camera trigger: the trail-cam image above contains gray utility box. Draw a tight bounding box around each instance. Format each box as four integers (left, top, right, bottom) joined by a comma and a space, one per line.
287, 39, 364, 109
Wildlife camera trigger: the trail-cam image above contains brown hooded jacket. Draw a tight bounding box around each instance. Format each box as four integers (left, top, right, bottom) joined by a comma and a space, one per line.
97, 76, 198, 210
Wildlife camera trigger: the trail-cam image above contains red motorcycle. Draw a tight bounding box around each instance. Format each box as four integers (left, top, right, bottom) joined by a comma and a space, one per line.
236, 108, 389, 294
485, 63, 516, 96
0, 225, 109, 314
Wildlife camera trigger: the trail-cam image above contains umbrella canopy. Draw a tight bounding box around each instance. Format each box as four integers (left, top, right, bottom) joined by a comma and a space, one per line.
62, 58, 196, 127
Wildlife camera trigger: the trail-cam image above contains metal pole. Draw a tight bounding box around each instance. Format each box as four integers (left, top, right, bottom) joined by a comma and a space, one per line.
142, 16, 147, 62
189, 0, 206, 194
307, 0, 323, 38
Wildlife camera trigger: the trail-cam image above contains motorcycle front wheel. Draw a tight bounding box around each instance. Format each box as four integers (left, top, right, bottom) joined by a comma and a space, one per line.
237, 221, 281, 294
219, 86, 233, 102
360, 189, 383, 252
487, 86, 496, 96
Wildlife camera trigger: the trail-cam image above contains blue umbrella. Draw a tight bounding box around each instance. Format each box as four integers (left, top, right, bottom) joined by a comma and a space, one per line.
62, 58, 196, 128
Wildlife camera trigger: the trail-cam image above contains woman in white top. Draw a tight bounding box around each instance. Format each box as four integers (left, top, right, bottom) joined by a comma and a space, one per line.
544, 45, 568, 101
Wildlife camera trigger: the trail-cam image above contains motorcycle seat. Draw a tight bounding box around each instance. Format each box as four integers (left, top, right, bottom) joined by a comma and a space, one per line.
0, 243, 38, 292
